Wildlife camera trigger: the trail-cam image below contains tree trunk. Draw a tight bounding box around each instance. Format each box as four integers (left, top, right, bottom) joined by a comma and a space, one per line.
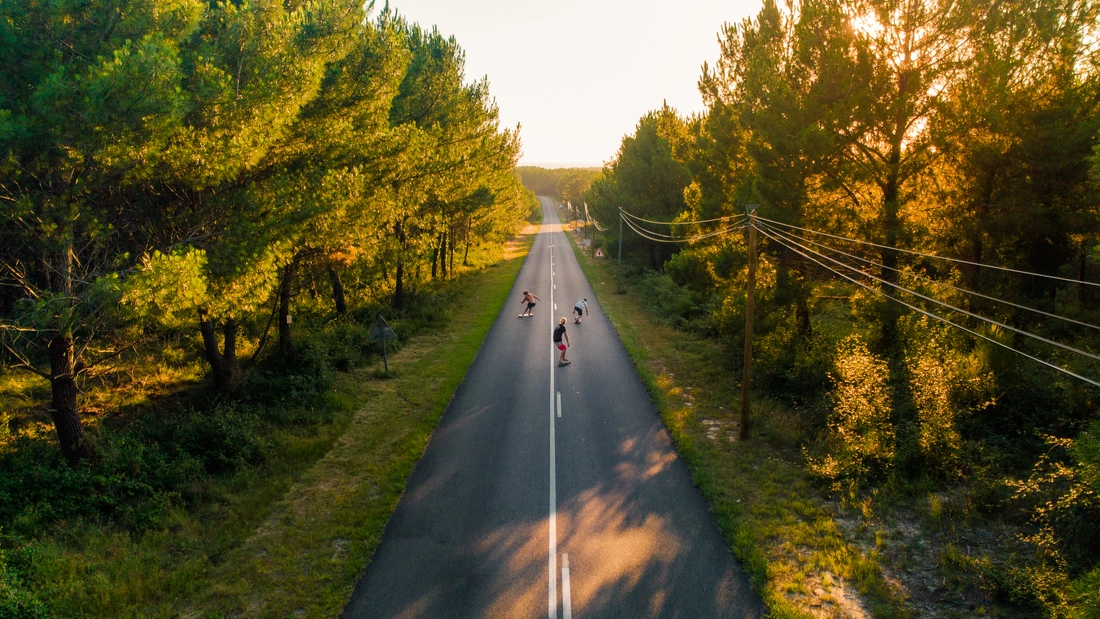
395, 260, 404, 310
48, 334, 92, 466
200, 311, 237, 390
395, 220, 406, 310
278, 261, 296, 349
223, 318, 238, 372
328, 266, 347, 314
431, 245, 439, 279
433, 230, 442, 277
449, 226, 455, 274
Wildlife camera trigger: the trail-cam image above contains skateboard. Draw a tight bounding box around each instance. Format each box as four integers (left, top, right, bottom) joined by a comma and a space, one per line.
558, 360, 571, 366
518, 314, 534, 318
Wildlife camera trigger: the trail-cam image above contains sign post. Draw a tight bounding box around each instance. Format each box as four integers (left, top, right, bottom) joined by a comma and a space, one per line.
368, 314, 398, 373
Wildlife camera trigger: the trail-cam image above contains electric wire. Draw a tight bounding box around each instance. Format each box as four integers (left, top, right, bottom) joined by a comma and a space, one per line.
757, 221, 1100, 333
621, 213, 747, 244
618, 209, 738, 241
622, 215, 746, 244
754, 213, 1100, 289
619, 207, 746, 227
583, 203, 610, 232
758, 222, 1100, 364
754, 225, 1100, 389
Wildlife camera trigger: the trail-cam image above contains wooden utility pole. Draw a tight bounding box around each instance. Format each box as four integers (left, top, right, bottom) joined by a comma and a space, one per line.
741, 206, 757, 441
583, 209, 588, 253
617, 209, 624, 293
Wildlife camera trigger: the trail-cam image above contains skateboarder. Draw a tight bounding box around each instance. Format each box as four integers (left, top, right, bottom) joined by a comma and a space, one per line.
554, 317, 570, 366
520, 290, 541, 317
573, 298, 588, 323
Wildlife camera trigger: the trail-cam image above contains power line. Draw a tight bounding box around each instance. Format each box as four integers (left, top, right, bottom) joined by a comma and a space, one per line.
754, 213, 1100, 289
760, 222, 1100, 333
584, 203, 610, 232
759, 222, 1100, 364
621, 213, 747, 244
622, 215, 746, 243
755, 225, 1100, 388
620, 208, 745, 227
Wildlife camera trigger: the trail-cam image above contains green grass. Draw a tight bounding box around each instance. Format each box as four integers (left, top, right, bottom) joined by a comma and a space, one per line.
562, 224, 910, 619
5, 224, 539, 618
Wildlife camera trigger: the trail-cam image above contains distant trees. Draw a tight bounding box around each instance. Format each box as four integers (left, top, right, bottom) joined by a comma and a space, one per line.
517, 167, 600, 206
0, 1, 532, 465
588, 105, 692, 269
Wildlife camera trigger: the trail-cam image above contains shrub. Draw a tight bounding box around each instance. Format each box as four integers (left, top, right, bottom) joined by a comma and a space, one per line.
1011, 422, 1100, 575
806, 335, 895, 492
665, 248, 715, 292
904, 324, 996, 479
0, 541, 51, 619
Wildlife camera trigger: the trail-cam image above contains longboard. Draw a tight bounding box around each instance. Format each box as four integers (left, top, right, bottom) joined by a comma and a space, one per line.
557, 360, 571, 366
518, 314, 534, 318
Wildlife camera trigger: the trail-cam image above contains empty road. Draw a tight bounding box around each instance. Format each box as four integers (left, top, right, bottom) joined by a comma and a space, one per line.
342, 197, 763, 618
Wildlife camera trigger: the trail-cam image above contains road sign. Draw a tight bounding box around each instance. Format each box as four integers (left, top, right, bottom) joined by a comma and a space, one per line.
595, 248, 605, 258
582, 239, 591, 247
369, 315, 397, 341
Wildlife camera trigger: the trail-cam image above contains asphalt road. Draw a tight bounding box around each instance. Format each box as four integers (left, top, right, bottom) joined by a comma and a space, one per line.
342, 198, 763, 619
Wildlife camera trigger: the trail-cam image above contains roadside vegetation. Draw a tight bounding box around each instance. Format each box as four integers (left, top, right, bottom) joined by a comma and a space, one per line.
529, 1, 1100, 617
0, 227, 535, 617
0, 0, 537, 615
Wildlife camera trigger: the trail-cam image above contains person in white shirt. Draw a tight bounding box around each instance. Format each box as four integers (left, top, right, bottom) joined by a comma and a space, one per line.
573, 299, 588, 324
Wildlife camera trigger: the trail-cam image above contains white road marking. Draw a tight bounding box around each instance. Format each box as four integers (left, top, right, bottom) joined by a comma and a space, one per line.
557, 392, 562, 418
554, 303, 557, 310
562, 553, 572, 619
548, 240, 557, 619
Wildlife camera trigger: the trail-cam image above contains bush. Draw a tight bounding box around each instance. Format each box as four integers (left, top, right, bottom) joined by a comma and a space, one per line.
904, 323, 996, 479
0, 435, 183, 533
1011, 422, 1100, 575
806, 335, 896, 492
634, 271, 714, 332
665, 248, 716, 292
0, 541, 51, 619
239, 339, 336, 410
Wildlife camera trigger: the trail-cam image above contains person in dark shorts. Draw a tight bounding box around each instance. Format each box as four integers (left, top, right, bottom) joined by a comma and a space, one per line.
553, 317, 570, 366
573, 298, 588, 323
520, 290, 541, 316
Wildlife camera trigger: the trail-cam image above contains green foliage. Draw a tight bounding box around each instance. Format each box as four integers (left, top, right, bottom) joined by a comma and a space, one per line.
1011, 423, 1100, 575
1070, 567, 1100, 619
903, 321, 997, 479
586, 0, 1100, 609
806, 336, 895, 491
0, 540, 51, 619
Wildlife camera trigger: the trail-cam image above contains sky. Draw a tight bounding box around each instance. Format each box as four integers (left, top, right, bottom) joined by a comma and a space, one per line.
384, 1, 762, 169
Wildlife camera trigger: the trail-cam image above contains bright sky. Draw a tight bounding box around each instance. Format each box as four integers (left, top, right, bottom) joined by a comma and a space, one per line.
383, 0, 762, 169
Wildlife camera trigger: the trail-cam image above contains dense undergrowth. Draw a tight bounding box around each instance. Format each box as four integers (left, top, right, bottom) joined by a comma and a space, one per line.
554, 211, 1100, 618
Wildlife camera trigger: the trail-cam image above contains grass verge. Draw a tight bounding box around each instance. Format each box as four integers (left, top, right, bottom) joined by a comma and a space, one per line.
180, 229, 537, 617
562, 222, 909, 619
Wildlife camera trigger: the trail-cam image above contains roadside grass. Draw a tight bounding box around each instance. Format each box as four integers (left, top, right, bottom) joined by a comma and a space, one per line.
2, 223, 538, 618
562, 222, 910, 619
175, 229, 537, 617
